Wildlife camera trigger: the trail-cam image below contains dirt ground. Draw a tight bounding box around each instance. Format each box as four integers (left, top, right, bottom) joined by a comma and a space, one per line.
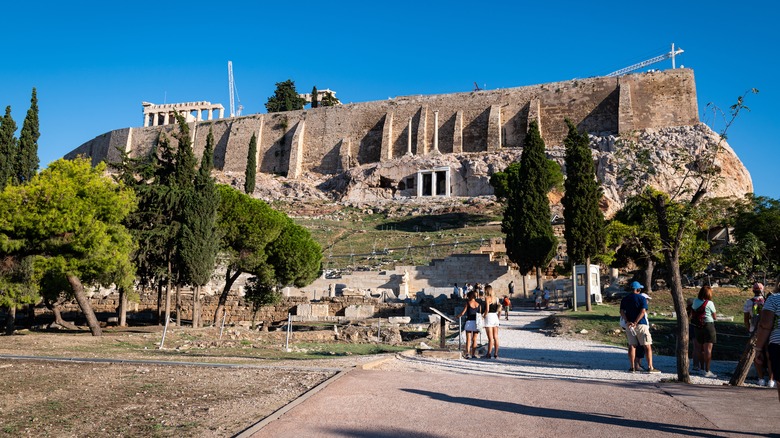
0, 327, 396, 437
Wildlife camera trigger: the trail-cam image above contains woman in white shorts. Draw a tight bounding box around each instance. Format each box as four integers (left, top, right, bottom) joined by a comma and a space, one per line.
483, 285, 502, 359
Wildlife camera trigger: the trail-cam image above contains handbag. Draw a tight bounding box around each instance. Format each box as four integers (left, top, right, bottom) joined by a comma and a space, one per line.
476, 313, 485, 331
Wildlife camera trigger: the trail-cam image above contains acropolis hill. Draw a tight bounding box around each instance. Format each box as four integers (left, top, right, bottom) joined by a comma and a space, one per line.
66, 68, 753, 214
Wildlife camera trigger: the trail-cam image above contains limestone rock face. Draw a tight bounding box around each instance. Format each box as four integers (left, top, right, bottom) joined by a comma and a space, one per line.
228, 123, 751, 218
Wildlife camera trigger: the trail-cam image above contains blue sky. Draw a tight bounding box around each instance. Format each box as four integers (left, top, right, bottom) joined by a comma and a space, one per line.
1, 1, 776, 198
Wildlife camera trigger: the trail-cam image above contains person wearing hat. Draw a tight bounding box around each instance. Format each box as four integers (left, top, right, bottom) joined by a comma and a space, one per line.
620, 281, 661, 373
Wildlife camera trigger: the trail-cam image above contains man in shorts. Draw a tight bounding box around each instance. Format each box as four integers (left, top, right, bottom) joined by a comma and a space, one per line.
620, 281, 661, 373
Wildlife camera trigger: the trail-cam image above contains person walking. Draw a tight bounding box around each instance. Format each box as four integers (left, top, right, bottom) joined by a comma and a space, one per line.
502, 295, 511, 321
691, 285, 718, 378
483, 285, 501, 359
754, 285, 780, 403
620, 281, 660, 373
508, 281, 515, 297
457, 290, 482, 359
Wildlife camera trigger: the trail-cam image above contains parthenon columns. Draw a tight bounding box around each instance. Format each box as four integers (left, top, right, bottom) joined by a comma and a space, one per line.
142, 101, 226, 127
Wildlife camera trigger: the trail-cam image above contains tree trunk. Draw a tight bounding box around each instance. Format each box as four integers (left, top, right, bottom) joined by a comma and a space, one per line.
644, 259, 655, 293
66, 274, 102, 336
214, 268, 242, 325
665, 255, 690, 383
51, 302, 78, 330
730, 332, 757, 386
651, 193, 691, 383
585, 257, 593, 312
25, 304, 35, 329
156, 283, 163, 325
117, 287, 128, 327
4, 306, 16, 335
535, 266, 543, 290
193, 285, 201, 328
175, 284, 181, 326
164, 283, 172, 327
521, 274, 528, 299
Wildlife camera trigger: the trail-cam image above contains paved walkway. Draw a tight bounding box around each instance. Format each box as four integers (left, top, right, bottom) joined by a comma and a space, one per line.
242, 309, 780, 437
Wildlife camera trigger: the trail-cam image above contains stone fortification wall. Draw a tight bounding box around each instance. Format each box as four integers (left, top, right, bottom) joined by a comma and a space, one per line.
67, 69, 699, 180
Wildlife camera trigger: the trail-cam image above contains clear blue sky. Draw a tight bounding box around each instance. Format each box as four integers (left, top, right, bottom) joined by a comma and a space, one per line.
1, 1, 776, 198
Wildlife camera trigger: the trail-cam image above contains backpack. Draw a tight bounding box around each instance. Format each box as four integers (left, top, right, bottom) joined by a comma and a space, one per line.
503, 297, 511, 307
750, 296, 765, 330
691, 299, 709, 328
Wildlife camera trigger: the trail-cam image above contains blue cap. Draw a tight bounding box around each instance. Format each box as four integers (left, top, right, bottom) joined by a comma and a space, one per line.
630, 281, 644, 290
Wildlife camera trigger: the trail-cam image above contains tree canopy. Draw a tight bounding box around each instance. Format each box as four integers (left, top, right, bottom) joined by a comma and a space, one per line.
0, 106, 17, 191
0, 158, 136, 335
15, 88, 39, 184
265, 79, 306, 113
490, 159, 562, 202
501, 120, 557, 281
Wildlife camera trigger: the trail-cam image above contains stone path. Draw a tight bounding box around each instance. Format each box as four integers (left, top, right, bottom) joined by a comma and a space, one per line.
242, 309, 780, 437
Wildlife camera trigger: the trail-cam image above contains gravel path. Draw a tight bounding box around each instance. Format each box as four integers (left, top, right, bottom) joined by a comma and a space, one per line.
380, 309, 740, 386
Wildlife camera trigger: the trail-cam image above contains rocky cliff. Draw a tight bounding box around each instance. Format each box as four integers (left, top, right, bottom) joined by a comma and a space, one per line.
216, 123, 751, 218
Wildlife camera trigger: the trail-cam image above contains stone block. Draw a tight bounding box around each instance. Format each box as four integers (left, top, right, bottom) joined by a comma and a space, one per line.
344, 304, 375, 319
388, 316, 411, 324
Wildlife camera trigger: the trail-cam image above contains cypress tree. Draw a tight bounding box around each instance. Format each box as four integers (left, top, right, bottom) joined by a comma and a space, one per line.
16, 88, 39, 184
502, 120, 557, 285
0, 106, 17, 190
311, 86, 319, 108
245, 133, 257, 194
561, 119, 605, 311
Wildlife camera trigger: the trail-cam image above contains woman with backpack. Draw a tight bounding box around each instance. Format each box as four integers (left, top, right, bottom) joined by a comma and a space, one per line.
754, 284, 780, 403
691, 286, 718, 378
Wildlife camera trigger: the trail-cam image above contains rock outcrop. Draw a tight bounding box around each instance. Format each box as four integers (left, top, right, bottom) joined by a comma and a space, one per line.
220, 123, 751, 218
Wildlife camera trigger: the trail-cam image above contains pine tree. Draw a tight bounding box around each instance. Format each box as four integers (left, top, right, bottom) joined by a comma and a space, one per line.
311, 86, 319, 108
561, 119, 605, 311
245, 133, 257, 194
265, 79, 306, 113
502, 120, 557, 286
0, 106, 17, 190
16, 88, 39, 184
320, 91, 339, 107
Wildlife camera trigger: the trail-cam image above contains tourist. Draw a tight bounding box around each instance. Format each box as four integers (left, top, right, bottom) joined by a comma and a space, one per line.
483, 285, 501, 359
754, 284, 780, 402
534, 287, 543, 310
543, 287, 551, 309
744, 283, 775, 387
633, 292, 653, 371
502, 295, 511, 321
457, 290, 482, 359
508, 280, 515, 297
691, 286, 718, 378
453, 283, 462, 299
686, 296, 702, 373
620, 281, 661, 373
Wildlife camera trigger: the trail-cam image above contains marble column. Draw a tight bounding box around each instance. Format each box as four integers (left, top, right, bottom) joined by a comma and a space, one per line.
219, 108, 224, 119
208, 109, 213, 120
163, 112, 170, 125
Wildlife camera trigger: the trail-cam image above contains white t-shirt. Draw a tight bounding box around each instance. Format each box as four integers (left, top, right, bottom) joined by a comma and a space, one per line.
763, 294, 780, 345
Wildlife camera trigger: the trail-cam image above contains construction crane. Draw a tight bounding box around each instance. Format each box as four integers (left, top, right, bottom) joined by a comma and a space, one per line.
606, 43, 684, 77
227, 61, 243, 117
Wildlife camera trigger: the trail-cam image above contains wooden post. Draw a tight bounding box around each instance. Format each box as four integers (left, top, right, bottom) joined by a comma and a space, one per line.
439, 316, 446, 348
